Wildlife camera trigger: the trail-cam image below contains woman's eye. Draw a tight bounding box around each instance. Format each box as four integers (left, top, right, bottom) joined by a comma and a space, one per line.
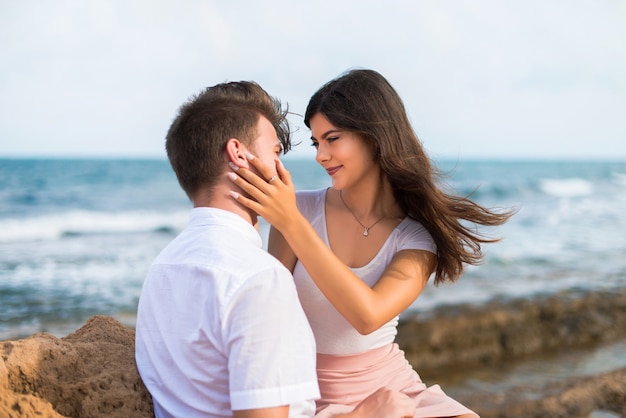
327, 136, 339, 143
310, 141, 319, 148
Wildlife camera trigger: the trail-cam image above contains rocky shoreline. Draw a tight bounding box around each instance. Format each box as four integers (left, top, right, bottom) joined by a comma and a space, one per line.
397, 289, 626, 417
2, 289, 625, 417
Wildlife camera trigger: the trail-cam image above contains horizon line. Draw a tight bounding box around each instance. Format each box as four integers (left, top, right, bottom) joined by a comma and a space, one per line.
1, 154, 625, 163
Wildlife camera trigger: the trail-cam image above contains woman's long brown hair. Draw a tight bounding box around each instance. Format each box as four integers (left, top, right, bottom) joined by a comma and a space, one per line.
305, 69, 515, 285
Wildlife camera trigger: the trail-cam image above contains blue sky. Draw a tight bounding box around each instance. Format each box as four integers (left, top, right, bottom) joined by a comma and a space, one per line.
1, 1, 625, 160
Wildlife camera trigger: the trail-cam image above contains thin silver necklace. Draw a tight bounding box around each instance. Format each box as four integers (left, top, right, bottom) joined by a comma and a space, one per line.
339, 190, 385, 236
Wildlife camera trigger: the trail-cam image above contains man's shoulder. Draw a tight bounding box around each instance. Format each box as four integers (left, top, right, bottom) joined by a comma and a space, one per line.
157, 232, 289, 279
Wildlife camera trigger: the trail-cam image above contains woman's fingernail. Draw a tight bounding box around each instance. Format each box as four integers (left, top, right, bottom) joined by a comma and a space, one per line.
226, 172, 237, 181
228, 162, 239, 171
244, 151, 255, 160
228, 190, 240, 199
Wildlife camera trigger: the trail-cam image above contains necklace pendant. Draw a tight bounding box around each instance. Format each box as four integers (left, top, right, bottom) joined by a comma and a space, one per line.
363, 228, 369, 236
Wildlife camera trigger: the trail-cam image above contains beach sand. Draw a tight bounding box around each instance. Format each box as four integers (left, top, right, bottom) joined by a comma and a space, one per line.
1, 289, 625, 417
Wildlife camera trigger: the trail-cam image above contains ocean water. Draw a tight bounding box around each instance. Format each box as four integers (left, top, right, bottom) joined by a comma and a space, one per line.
1, 158, 625, 340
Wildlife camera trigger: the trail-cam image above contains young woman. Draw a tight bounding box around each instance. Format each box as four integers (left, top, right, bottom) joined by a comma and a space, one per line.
228, 69, 514, 417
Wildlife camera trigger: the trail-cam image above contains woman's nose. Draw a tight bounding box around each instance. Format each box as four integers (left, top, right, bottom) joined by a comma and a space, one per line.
315, 143, 329, 164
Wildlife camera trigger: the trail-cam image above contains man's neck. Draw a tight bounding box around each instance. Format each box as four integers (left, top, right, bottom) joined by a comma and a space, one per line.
192, 181, 259, 230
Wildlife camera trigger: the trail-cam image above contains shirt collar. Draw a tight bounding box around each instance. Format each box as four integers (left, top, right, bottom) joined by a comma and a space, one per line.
188, 207, 262, 248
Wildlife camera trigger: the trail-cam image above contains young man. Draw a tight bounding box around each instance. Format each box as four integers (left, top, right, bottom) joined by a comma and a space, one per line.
135, 81, 415, 417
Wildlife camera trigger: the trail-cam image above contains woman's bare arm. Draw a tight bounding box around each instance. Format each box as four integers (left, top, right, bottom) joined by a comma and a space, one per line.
229, 156, 434, 334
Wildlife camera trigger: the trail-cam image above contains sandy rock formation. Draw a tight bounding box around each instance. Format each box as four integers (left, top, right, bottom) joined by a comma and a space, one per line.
0, 316, 152, 418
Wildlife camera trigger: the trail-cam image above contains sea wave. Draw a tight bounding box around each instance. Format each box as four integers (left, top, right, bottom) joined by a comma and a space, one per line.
538, 178, 593, 197
613, 171, 626, 186
0, 210, 188, 243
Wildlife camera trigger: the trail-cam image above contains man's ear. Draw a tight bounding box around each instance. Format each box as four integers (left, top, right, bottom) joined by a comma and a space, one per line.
224, 138, 250, 169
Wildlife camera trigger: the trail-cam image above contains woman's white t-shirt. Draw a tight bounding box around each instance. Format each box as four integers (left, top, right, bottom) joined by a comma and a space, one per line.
293, 189, 437, 355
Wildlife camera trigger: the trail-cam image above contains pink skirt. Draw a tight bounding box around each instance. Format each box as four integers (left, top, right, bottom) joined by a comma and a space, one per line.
315, 343, 478, 418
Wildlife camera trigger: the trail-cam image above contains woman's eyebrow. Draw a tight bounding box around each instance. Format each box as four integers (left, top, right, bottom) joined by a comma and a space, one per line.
311, 129, 342, 141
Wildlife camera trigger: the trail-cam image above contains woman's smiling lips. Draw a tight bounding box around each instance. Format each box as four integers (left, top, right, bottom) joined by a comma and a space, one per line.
325, 165, 342, 176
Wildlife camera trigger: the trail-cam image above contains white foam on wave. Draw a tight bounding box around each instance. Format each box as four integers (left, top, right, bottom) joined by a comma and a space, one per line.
0, 210, 188, 243
539, 178, 593, 198
613, 172, 626, 187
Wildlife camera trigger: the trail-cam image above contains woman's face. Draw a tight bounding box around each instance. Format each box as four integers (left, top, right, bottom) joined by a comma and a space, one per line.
309, 113, 377, 190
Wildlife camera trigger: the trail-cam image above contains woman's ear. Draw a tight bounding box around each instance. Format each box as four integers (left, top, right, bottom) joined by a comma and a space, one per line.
224, 138, 250, 169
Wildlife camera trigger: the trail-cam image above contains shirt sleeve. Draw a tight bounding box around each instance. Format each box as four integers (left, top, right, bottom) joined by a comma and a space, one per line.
397, 219, 438, 254
223, 266, 319, 411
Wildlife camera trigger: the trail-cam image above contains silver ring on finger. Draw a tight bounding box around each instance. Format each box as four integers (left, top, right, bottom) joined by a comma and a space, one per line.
267, 175, 278, 183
